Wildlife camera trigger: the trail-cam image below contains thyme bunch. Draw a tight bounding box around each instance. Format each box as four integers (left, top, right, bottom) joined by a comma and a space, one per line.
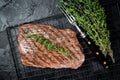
58, 0, 113, 59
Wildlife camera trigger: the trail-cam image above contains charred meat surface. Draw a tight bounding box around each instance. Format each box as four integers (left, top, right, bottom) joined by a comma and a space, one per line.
18, 24, 85, 69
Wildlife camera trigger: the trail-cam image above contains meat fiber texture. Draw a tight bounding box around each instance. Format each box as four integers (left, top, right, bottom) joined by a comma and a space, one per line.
18, 24, 85, 69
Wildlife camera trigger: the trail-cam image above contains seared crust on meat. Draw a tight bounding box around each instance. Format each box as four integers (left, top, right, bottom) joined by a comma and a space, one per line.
18, 24, 85, 69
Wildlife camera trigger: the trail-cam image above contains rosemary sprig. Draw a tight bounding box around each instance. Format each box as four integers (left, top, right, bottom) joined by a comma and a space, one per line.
58, 0, 113, 60
26, 34, 71, 57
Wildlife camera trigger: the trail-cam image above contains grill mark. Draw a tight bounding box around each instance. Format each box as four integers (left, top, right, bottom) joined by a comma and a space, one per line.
48, 27, 83, 60
21, 28, 45, 67
39, 26, 69, 59
26, 28, 52, 67
64, 30, 85, 64
43, 26, 83, 67
22, 59, 45, 68
22, 60, 34, 66
22, 57, 37, 67
46, 26, 78, 60
33, 52, 46, 68
27, 26, 76, 61
29, 25, 77, 66
28, 27, 59, 65
36, 42, 62, 64
19, 36, 43, 67
40, 26, 71, 61
22, 26, 62, 66
67, 31, 84, 58
20, 43, 40, 67
27, 40, 50, 67
38, 26, 67, 63
19, 30, 36, 63
58, 29, 81, 60
35, 25, 68, 64
21, 54, 34, 65
65, 29, 83, 51
62, 29, 83, 58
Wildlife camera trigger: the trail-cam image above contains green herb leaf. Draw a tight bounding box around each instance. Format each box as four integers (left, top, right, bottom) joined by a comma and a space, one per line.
26, 34, 71, 58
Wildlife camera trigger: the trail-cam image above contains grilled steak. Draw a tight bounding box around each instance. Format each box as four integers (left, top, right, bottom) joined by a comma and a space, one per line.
18, 24, 85, 69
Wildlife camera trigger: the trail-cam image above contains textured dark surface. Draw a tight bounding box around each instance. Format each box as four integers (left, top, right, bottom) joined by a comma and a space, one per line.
0, 0, 120, 80
0, 0, 60, 80
0, 0, 60, 31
